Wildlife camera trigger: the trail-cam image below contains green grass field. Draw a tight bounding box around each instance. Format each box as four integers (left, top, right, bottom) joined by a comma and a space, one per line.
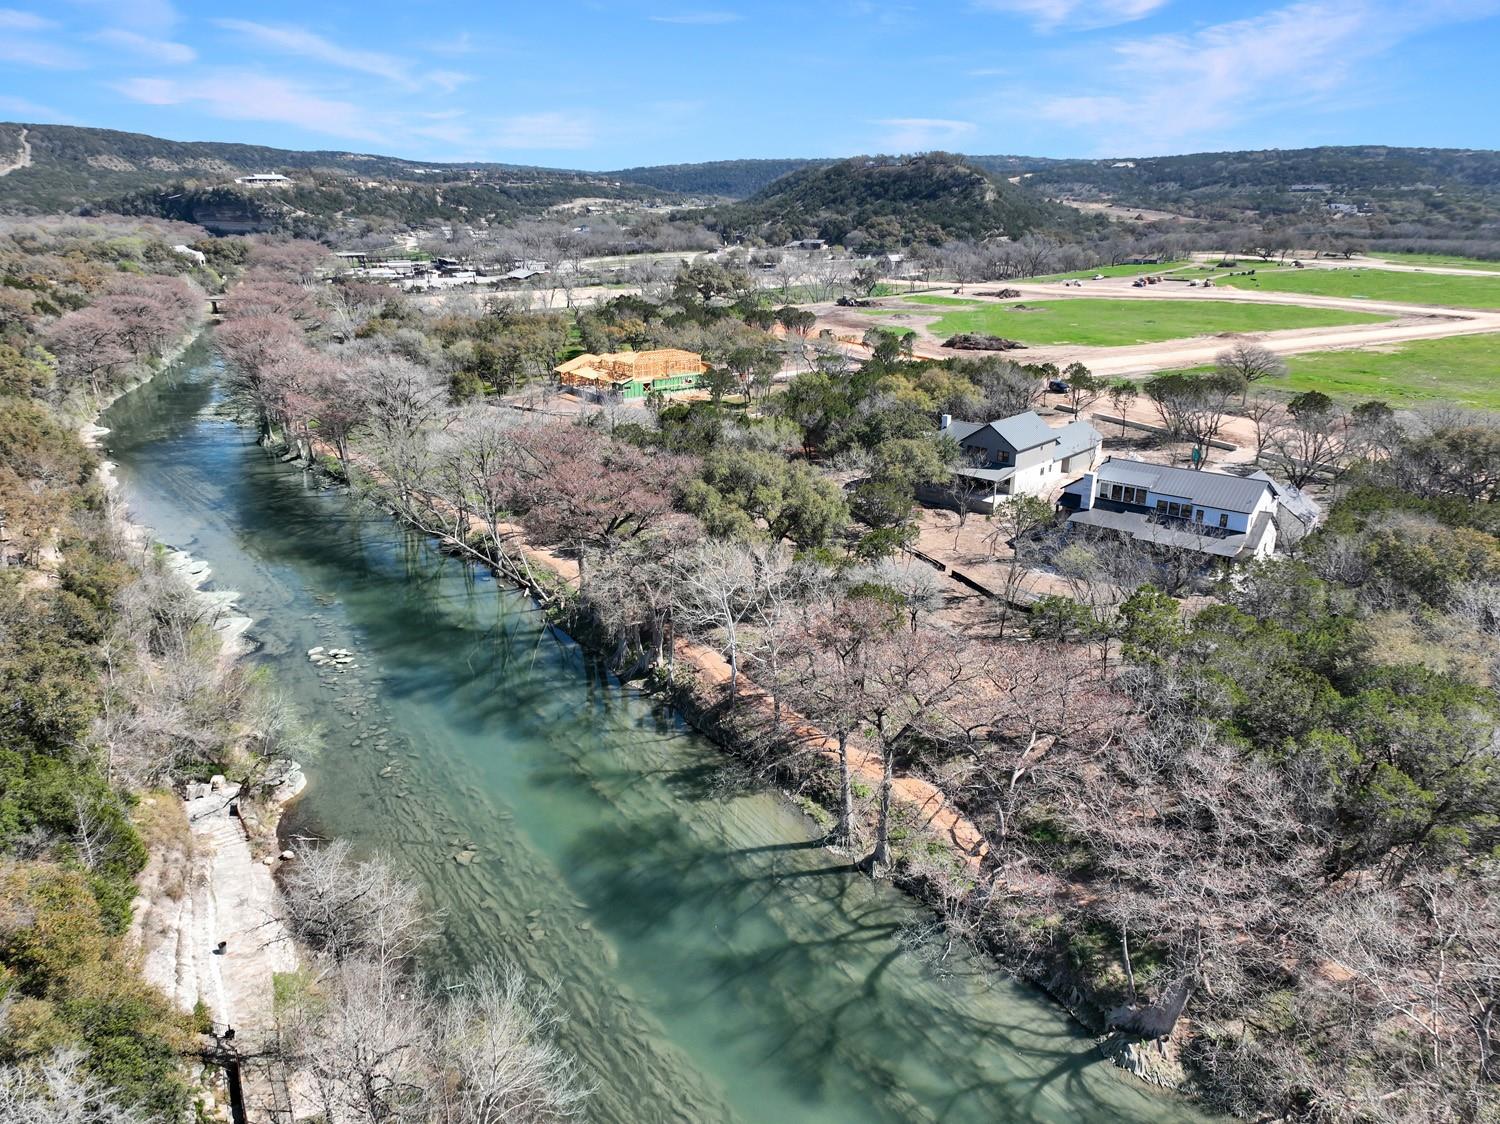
1219, 267, 1500, 309
1373, 252, 1500, 273
889, 298, 1390, 347
907, 295, 984, 307
1276, 333, 1500, 411
1026, 260, 1189, 282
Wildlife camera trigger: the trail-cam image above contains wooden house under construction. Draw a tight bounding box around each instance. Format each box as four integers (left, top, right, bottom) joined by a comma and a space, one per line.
555, 349, 708, 400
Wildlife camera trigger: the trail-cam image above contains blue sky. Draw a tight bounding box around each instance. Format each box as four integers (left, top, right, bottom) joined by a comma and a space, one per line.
1, 0, 1497, 168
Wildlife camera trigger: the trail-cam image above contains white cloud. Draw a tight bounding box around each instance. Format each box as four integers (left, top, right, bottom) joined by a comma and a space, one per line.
0, 9, 78, 69
0, 95, 73, 122
424, 31, 477, 55
114, 71, 383, 141
875, 117, 977, 150
95, 28, 196, 63
648, 10, 743, 24
0, 35, 82, 68
409, 110, 597, 154
491, 112, 595, 150
0, 8, 54, 30
114, 77, 179, 105
66, 0, 177, 32
973, 0, 1169, 31
426, 70, 472, 94
994, 0, 1500, 152
215, 19, 416, 88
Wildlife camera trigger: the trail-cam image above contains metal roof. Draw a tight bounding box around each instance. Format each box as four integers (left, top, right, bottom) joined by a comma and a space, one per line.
1053, 420, 1102, 461
988, 411, 1059, 451
946, 411, 1058, 452
1093, 458, 1274, 514
1067, 507, 1249, 558
945, 419, 988, 444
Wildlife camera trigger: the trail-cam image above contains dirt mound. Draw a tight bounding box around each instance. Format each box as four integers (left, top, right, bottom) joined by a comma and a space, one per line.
976, 288, 1022, 298
944, 333, 1027, 351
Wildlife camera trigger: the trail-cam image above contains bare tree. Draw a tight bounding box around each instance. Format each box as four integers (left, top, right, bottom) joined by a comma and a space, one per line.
985, 494, 1055, 635
670, 541, 759, 703
1242, 393, 1284, 464
862, 624, 972, 872
1106, 380, 1139, 437
1265, 392, 1350, 487
0, 1052, 146, 1124
1215, 340, 1288, 402
429, 963, 588, 1124
280, 840, 435, 976
1144, 371, 1242, 465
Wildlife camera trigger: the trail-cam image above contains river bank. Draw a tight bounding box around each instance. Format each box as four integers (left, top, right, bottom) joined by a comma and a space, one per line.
89, 334, 307, 1122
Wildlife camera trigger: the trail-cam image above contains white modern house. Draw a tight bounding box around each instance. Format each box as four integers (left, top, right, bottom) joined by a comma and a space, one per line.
1058, 457, 1316, 561
931, 411, 1103, 511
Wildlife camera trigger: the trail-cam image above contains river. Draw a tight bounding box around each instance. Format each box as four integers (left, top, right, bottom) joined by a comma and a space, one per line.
101, 339, 1207, 1124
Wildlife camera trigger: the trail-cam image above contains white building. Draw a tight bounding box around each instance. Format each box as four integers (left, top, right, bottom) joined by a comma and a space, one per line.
1058, 458, 1316, 561
235, 173, 292, 186
929, 411, 1103, 512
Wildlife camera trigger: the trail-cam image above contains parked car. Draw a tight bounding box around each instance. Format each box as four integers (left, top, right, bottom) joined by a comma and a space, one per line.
1048, 379, 1069, 393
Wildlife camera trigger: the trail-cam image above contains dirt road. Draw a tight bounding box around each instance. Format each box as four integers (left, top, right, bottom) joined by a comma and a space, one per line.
0, 126, 31, 177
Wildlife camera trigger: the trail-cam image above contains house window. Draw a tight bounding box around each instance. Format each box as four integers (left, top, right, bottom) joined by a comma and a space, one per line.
1218, 513, 1229, 529
1156, 500, 1168, 515
1195, 509, 1205, 524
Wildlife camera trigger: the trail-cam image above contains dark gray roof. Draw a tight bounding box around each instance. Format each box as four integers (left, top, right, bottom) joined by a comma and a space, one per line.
989, 411, 1058, 451
1066, 507, 1252, 558
1093, 458, 1273, 514
946, 411, 1057, 452
945, 419, 988, 444
1053, 420, 1102, 462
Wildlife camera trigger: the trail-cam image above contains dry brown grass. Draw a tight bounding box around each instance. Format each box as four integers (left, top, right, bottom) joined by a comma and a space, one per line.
133, 790, 195, 901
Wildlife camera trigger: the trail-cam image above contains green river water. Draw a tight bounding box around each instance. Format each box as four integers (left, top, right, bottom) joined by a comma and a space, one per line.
100, 339, 1208, 1124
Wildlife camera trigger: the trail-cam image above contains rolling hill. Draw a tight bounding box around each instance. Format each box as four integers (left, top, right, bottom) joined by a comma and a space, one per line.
693, 153, 1098, 249
0, 123, 679, 234
3, 124, 1497, 244
975, 146, 1500, 233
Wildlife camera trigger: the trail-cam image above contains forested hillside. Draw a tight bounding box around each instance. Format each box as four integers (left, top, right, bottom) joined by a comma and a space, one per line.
996, 145, 1500, 234
0, 217, 231, 1119
696, 153, 1099, 249
0, 124, 675, 236
6, 125, 1497, 245
604, 158, 825, 198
